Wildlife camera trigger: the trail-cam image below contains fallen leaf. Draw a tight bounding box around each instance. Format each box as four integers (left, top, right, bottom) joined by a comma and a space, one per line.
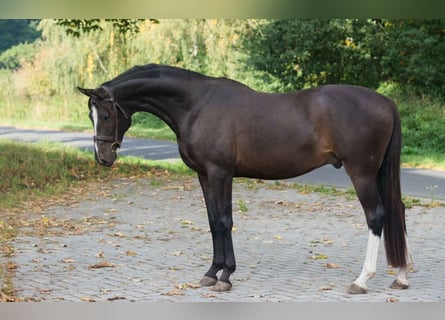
107, 296, 126, 301
310, 238, 333, 245
386, 269, 397, 275
326, 263, 340, 269
202, 293, 218, 299
81, 296, 96, 302
273, 235, 283, 240
113, 231, 126, 238
171, 251, 184, 256
275, 200, 290, 206
175, 283, 188, 290
174, 282, 201, 290
126, 251, 137, 256
0, 291, 16, 302
88, 261, 115, 269
169, 266, 183, 271
6, 261, 18, 271
310, 253, 328, 260
39, 288, 52, 294
386, 297, 399, 302
319, 286, 333, 291
61, 258, 75, 263
161, 290, 185, 296
186, 283, 201, 289
321, 238, 333, 244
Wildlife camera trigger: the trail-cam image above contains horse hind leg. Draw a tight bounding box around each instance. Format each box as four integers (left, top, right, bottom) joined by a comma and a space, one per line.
390, 246, 411, 290
347, 175, 384, 294
389, 206, 413, 290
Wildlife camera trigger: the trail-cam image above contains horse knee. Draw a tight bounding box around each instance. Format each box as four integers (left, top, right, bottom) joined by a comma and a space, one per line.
213, 214, 233, 234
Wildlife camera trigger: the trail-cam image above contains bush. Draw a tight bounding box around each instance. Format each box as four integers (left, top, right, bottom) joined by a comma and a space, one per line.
378, 83, 445, 155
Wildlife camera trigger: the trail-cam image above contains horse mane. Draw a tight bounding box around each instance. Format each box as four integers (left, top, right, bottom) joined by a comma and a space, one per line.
102, 64, 210, 88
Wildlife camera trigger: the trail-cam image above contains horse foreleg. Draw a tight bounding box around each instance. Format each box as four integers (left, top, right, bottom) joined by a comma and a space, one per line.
198, 171, 236, 292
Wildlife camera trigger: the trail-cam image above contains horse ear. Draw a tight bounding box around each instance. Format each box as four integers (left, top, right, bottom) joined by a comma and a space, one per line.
78, 87, 109, 99
78, 87, 95, 97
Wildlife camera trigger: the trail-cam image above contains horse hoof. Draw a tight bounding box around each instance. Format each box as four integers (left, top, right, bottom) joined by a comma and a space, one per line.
211, 281, 232, 292
347, 283, 367, 294
200, 276, 218, 287
390, 280, 409, 290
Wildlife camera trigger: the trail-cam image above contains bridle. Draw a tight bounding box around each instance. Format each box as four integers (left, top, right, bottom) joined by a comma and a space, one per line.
93, 85, 129, 152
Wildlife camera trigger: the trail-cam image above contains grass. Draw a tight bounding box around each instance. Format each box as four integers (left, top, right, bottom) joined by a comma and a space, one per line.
0, 140, 191, 210
402, 153, 445, 170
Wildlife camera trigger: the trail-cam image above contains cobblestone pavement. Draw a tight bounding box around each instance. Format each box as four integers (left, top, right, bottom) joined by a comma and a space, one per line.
4, 178, 445, 302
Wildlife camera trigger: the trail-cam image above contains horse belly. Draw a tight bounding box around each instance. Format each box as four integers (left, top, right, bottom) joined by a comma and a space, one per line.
234, 143, 331, 180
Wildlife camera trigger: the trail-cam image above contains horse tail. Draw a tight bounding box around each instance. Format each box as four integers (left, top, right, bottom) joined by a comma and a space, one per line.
377, 100, 407, 268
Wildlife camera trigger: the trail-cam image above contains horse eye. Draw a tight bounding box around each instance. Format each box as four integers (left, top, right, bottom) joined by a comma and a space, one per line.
103, 114, 110, 120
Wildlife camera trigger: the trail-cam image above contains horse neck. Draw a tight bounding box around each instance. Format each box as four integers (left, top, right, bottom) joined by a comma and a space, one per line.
114, 77, 202, 136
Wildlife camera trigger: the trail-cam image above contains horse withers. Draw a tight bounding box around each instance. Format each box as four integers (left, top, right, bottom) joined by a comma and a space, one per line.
79, 64, 412, 294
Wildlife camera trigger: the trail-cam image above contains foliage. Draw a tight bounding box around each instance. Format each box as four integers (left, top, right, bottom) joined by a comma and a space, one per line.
243, 19, 384, 91
0, 42, 39, 69
243, 19, 445, 97
377, 82, 445, 167
380, 19, 445, 97
0, 19, 41, 54
55, 19, 153, 37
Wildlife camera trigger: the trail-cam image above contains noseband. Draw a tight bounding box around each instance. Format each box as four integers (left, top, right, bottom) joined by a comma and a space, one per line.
93, 85, 129, 152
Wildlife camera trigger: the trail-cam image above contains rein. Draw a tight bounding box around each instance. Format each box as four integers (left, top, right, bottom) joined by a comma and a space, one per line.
93, 85, 129, 152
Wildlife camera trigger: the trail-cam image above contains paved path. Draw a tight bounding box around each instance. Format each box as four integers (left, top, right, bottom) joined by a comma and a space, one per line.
1, 126, 445, 200
7, 178, 445, 301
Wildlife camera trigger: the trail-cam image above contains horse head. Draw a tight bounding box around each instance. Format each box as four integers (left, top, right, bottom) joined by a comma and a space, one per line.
78, 86, 131, 167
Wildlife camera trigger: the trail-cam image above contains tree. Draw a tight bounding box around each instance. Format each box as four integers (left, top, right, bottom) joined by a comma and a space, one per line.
0, 19, 41, 53
55, 19, 157, 37
380, 19, 445, 97
242, 19, 385, 91
242, 19, 445, 97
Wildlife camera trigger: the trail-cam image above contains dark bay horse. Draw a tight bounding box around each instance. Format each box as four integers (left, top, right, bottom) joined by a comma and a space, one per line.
79, 64, 412, 294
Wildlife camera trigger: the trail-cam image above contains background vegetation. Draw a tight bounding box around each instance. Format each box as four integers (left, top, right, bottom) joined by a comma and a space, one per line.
0, 19, 444, 167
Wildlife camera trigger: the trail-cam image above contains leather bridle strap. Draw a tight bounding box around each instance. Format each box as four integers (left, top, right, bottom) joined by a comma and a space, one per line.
93, 86, 129, 151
